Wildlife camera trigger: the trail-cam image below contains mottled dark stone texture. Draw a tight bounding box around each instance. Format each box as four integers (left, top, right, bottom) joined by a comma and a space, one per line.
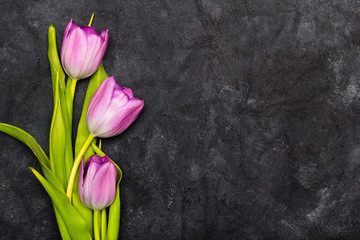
1, 0, 360, 239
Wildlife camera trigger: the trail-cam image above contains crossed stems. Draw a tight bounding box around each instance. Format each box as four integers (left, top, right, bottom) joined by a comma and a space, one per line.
66, 134, 95, 200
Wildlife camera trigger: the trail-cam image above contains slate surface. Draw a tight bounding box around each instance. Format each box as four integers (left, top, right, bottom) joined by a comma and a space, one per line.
1, 0, 360, 239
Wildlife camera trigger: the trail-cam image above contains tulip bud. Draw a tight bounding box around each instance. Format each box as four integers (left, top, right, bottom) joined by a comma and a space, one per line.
61, 19, 109, 80
86, 76, 144, 138
79, 155, 117, 211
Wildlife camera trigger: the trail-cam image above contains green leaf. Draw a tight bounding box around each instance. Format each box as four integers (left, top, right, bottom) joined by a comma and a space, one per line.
0, 123, 64, 193
49, 71, 73, 188
0, 123, 50, 169
29, 167, 92, 240
49, 73, 66, 187
72, 172, 93, 236
91, 144, 122, 240
75, 63, 108, 160
58, 78, 74, 186
60, 87, 74, 185
101, 208, 107, 240
54, 206, 71, 240
48, 26, 73, 187
48, 25, 65, 94
107, 179, 121, 240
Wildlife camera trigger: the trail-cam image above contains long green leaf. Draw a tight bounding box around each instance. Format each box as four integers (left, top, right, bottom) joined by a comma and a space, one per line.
29, 168, 92, 240
54, 206, 71, 240
0, 123, 64, 193
48, 25, 65, 94
60, 86, 74, 185
75, 64, 108, 160
72, 172, 93, 236
0, 123, 50, 168
106, 172, 121, 240
48, 26, 73, 187
49, 73, 66, 187
91, 143, 122, 240
107, 181, 121, 240
101, 208, 107, 240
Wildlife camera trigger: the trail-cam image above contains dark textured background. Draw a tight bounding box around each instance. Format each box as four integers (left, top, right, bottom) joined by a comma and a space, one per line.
1, 0, 360, 239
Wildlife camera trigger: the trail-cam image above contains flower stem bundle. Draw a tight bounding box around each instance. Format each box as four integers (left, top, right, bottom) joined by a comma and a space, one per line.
0, 14, 144, 240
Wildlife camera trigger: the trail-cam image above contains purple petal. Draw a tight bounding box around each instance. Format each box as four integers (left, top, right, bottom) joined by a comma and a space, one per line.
84, 154, 103, 177
112, 98, 144, 135
61, 20, 78, 69
111, 84, 130, 108
122, 87, 134, 99
61, 20, 108, 80
62, 27, 88, 79
78, 157, 85, 201
95, 98, 144, 138
63, 19, 78, 39
87, 77, 117, 135
80, 26, 98, 35
91, 29, 109, 71
90, 160, 117, 210
100, 29, 109, 41
82, 159, 104, 207
79, 34, 103, 78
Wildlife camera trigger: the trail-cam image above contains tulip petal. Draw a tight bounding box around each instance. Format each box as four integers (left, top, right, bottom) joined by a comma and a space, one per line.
62, 27, 88, 79
78, 155, 117, 211
82, 157, 102, 208
79, 157, 85, 200
86, 75, 144, 138
90, 160, 117, 210
84, 155, 102, 181
80, 34, 103, 78
61, 20, 76, 68
61, 20, 108, 80
122, 87, 134, 99
100, 29, 108, 41
111, 84, 130, 108
80, 26, 98, 35
87, 77, 116, 135
96, 98, 144, 138
112, 98, 144, 136
61, 20, 78, 71
63, 19, 77, 39
91, 30, 108, 72
84, 154, 103, 170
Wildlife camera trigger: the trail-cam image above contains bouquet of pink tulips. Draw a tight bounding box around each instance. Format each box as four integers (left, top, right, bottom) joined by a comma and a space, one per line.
0, 14, 144, 240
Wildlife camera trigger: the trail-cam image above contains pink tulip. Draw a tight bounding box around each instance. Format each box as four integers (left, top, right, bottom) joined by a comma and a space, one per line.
86, 76, 144, 138
61, 19, 109, 80
79, 155, 117, 210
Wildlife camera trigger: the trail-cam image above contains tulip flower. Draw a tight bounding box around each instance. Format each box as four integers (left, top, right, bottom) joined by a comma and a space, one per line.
66, 76, 143, 201
86, 76, 144, 138
61, 19, 109, 80
79, 155, 117, 211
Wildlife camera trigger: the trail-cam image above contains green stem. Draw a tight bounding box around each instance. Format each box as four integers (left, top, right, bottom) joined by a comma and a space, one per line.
101, 209, 107, 240
66, 134, 95, 200
94, 210, 101, 240
98, 139, 102, 150
88, 13, 95, 27
65, 77, 77, 123
70, 78, 77, 100
91, 143, 105, 156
